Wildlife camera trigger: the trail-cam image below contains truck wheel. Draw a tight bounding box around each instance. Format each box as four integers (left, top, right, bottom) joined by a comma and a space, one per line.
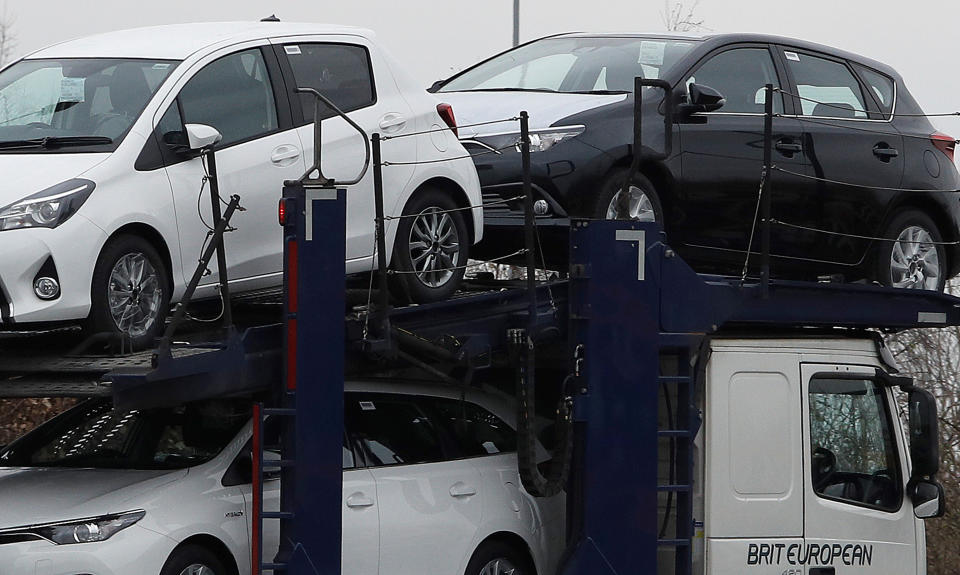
875, 211, 946, 292
391, 188, 469, 303
87, 235, 170, 349
160, 544, 227, 575
464, 540, 533, 575
595, 169, 663, 224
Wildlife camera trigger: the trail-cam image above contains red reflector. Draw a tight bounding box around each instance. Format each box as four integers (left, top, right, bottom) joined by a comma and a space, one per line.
278, 199, 286, 226
437, 103, 458, 137
287, 240, 298, 313
287, 318, 297, 391
932, 132, 956, 163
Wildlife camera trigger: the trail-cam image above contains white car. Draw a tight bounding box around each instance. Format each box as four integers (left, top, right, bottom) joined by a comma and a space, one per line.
0, 381, 564, 575
0, 22, 482, 347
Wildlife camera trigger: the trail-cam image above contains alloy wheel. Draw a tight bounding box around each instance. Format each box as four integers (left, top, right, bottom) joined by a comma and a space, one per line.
107, 252, 163, 338
408, 207, 461, 288
606, 185, 657, 221
178, 564, 216, 575
890, 225, 940, 290
479, 558, 519, 575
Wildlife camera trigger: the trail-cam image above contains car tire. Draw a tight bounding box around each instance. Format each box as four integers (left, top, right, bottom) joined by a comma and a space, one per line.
875, 210, 946, 292
159, 544, 227, 575
594, 169, 663, 224
86, 234, 170, 349
464, 539, 533, 575
390, 187, 470, 304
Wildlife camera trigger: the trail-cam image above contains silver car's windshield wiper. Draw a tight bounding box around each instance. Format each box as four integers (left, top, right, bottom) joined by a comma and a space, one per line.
0, 136, 114, 150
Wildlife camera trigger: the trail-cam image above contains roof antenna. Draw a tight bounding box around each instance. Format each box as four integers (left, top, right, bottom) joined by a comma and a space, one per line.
261, 14, 281, 22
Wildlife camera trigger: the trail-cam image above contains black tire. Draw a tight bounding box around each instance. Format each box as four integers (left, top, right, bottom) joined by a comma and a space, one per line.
874, 210, 946, 292
593, 169, 663, 225
159, 544, 227, 575
86, 234, 171, 349
390, 188, 470, 304
464, 539, 533, 575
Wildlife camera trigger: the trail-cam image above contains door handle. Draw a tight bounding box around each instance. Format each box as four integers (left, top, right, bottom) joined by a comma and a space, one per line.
809, 568, 835, 575
775, 140, 803, 154
449, 482, 477, 498
345, 493, 375, 508
379, 113, 407, 133
873, 144, 899, 160
271, 146, 301, 164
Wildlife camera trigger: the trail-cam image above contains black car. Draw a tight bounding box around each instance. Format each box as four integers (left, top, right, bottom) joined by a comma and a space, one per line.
433, 33, 959, 290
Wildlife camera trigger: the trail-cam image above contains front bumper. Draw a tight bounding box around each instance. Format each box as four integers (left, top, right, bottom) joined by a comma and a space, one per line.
0, 215, 106, 327
0, 524, 175, 575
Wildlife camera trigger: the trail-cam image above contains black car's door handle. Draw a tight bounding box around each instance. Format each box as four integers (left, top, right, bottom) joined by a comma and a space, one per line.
873, 145, 900, 159
775, 140, 803, 154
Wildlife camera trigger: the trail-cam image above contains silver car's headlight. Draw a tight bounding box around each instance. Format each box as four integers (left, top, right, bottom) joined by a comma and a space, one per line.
0, 179, 96, 231
0, 510, 145, 545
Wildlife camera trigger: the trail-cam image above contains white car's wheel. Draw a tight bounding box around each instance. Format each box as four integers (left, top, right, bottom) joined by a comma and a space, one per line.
464, 540, 532, 575
160, 544, 227, 575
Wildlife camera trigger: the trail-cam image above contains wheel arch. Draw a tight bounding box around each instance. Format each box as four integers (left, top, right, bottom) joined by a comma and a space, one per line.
166, 534, 240, 575
596, 157, 677, 227
879, 198, 957, 275
103, 223, 175, 292
469, 531, 539, 575
406, 177, 476, 244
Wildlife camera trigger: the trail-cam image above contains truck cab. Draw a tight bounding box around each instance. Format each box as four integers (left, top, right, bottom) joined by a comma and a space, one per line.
694, 337, 943, 575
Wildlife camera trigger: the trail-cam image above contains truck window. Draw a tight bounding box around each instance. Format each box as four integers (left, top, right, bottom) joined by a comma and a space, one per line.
808, 377, 901, 511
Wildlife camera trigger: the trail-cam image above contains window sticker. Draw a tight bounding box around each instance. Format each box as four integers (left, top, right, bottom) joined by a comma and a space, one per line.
639, 41, 665, 66
59, 78, 85, 103
359, 401, 376, 411
784, 51, 800, 62
152, 63, 171, 70
285, 45, 302, 55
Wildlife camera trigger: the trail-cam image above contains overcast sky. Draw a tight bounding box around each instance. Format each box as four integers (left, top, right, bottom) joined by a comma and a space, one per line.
4, 0, 959, 135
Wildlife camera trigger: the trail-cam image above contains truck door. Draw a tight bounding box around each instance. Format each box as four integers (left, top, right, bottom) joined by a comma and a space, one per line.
704, 350, 804, 574
800, 364, 916, 575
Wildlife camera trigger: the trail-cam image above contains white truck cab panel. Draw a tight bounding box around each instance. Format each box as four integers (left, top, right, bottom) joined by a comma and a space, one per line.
703, 338, 924, 575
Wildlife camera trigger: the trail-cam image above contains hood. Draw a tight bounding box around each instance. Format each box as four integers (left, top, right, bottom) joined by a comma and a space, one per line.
0, 467, 186, 529
437, 91, 628, 138
0, 153, 110, 208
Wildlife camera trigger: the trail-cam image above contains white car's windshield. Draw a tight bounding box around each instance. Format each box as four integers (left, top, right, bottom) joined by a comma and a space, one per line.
0, 58, 178, 151
0, 399, 249, 470
439, 36, 699, 94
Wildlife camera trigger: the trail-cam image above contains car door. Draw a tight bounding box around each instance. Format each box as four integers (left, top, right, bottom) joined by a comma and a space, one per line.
347, 392, 484, 575
779, 47, 905, 267
676, 44, 813, 269
800, 365, 917, 575
270, 37, 417, 270
159, 44, 305, 297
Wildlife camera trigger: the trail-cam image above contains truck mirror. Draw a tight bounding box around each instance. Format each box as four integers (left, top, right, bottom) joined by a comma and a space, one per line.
909, 479, 945, 519
907, 388, 940, 478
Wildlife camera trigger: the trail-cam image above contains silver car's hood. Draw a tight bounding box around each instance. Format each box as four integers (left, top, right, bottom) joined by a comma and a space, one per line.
0, 153, 110, 208
0, 467, 186, 529
438, 91, 627, 138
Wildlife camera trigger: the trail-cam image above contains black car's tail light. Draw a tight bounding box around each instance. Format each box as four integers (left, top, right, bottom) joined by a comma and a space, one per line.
931, 132, 955, 163
437, 103, 458, 137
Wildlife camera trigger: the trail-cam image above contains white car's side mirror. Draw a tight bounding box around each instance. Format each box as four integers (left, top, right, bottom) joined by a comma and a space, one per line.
184, 123, 222, 151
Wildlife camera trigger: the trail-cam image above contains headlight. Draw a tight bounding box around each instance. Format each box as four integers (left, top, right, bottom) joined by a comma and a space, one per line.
0, 179, 96, 231
0, 510, 145, 545
472, 125, 585, 155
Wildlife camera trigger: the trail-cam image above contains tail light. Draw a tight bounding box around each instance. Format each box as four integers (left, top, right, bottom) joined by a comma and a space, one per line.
931, 132, 956, 163
437, 103, 458, 137
278, 199, 287, 226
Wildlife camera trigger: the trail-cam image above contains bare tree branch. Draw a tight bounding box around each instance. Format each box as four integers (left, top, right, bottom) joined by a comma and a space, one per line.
0, 3, 15, 67
661, 0, 709, 33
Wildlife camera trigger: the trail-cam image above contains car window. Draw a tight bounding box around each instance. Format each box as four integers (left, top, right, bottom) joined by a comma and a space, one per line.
346, 394, 445, 467
685, 47, 784, 114
429, 397, 517, 456
808, 377, 901, 511
784, 51, 868, 119
178, 48, 278, 147
284, 43, 375, 123
853, 63, 895, 119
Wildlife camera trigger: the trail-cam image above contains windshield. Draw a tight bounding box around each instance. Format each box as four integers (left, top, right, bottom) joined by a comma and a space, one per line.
440, 37, 699, 94
0, 398, 249, 470
0, 58, 178, 151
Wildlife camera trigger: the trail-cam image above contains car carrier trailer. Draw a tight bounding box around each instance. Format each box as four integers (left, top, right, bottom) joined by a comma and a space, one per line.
0, 90, 953, 575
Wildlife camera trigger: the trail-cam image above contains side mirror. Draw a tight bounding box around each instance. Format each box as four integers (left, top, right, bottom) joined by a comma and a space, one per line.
184, 123, 222, 152
681, 83, 725, 115
907, 387, 940, 477
909, 479, 945, 519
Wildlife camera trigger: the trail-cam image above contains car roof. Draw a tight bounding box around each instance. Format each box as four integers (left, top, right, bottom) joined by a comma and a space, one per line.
546, 31, 898, 78
24, 21, 374, 61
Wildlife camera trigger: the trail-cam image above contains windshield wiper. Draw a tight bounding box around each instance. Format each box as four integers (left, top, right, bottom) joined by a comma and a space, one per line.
459, 88, 560, 93
0, 136, 114, 150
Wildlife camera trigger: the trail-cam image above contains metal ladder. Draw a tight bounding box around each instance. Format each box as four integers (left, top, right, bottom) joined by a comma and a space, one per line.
252, 403, 296, 573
